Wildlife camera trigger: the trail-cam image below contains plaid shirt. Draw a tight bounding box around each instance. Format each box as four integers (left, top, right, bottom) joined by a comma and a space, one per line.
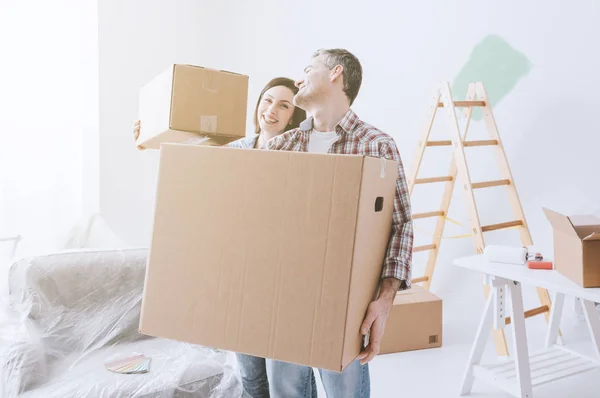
268, 109, 413, 288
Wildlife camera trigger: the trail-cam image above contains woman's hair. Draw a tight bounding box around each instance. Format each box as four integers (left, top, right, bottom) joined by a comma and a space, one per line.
253, 77, 307, 135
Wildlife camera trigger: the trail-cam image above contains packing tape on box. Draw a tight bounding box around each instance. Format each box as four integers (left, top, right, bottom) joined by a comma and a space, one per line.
200, 115, 218, 133
380, 157, 387, 178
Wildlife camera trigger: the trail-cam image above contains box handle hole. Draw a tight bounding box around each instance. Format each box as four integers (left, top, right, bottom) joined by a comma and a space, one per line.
374, 197, 384, 212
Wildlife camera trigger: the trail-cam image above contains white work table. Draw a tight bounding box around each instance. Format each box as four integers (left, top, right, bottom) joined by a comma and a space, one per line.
454, 255, 600, 398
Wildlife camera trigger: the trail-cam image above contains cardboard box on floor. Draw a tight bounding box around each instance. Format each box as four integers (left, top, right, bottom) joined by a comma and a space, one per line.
543, 207, 600, 287
139, 145, 399, 372
137, 64, 248, 149
380, 286, 442, 355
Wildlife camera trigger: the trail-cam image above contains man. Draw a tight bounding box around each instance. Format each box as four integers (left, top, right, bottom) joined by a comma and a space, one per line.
265, 48, 414, 397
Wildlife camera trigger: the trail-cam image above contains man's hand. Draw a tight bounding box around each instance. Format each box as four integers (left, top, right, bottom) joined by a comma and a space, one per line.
356, 278, 402, 365
356, 297, 391, 365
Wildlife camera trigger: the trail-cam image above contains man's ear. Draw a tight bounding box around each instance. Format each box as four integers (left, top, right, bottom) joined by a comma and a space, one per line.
330, 65, 343, 82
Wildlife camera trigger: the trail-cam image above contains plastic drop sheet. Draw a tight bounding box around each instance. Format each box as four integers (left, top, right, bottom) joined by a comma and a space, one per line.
0, 248, 243, 398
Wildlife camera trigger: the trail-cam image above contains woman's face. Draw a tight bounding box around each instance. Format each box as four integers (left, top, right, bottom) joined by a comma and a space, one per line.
257, 86, 296, 135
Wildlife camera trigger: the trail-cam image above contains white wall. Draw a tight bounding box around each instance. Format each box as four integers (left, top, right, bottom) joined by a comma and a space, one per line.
0, 0, 97, 254
98, 0, 242, 247
82, 0, 100, 217
99, 0, 600, 296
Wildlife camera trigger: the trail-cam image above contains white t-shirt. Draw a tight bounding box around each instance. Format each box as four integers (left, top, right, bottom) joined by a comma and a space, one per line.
308, 131, 339, 153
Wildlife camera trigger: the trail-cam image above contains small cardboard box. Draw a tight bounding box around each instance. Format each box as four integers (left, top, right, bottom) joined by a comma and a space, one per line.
380, 286, 442, 354
543, 207, 600, 287
137, 64, 248, 149
140, 144, 399, 372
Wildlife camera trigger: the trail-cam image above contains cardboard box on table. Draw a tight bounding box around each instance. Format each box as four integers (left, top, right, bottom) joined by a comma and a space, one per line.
140, 144, 399, 372
543, 207, 600, 287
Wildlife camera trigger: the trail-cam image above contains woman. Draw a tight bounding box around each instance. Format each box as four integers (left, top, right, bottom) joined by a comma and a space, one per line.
133, 77, 313, 398
228, 76, 306, 150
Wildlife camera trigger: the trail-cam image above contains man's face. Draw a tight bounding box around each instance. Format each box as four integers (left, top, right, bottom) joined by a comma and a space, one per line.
293, 55, 332, 109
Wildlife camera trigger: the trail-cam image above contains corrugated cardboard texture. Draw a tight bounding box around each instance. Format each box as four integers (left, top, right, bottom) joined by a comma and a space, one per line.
582, 241, 600, 287
140, 145, 397, 371
264, 151, 362, 371
341, 157, 397, 369
137, 64, 248, 149
553, 230, 584, 285
170, 65, 247, 137
379, 286, 442, 355
544, 207, 600, 287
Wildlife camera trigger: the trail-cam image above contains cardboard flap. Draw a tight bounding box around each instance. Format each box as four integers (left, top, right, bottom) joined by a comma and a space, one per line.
583, 232, 600, 241
569, 214, 600, 226
568, 215, 600, 239
542, 207, 579, 238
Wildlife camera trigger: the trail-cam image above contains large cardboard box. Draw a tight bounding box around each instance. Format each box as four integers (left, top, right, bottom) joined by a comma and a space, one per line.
380, 286, 442, 354
140, 145, 399, 372
543, 207, 600, 287
137, 64, 248, 149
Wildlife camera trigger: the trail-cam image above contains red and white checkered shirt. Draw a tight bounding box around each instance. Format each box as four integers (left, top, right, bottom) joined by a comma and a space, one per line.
268, 109, 413, 288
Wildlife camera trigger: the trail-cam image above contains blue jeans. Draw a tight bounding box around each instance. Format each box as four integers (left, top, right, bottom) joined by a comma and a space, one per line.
266, 359, 370, 398
236, 353, 318, 398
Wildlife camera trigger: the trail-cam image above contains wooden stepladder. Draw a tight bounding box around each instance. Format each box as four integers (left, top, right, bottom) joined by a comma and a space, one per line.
408, 82, 555, 356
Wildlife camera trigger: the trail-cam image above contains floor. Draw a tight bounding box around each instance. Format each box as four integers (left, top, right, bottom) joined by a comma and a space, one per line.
312, 290, 600, 398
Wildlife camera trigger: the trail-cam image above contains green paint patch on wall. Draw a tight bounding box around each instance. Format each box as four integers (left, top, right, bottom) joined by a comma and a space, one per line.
453, 35, 532, 120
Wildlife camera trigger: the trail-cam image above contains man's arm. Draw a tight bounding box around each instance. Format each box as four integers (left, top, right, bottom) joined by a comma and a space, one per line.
356, 278, 401, 365
379, 140, 413, 286
356, 139, 413, 365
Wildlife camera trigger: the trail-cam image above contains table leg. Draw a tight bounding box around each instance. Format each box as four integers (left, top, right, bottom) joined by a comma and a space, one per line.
545, 292, 565, 348
460, 289, 495, 396
581, 298, 600, 359
509, 281, 533, 398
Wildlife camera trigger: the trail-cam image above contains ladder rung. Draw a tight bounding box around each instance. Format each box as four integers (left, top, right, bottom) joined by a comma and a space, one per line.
413, 244, 437, 253
481, 220, 524, 233
413, 211, 445, 220
415, 176, 454, 184
412, 276, 430, 284
426, 140, 452, 147
425, 140, 498, 147
463, 140, 498, 147
505, 305, 550, 325
437, 100, 486, 108
471, 179, 511, 189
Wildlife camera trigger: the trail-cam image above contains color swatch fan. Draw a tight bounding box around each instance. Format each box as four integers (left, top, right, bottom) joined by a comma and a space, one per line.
105, 353, 151, 374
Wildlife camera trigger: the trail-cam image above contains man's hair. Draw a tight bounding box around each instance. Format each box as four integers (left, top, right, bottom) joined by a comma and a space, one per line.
313, 48, 363, 105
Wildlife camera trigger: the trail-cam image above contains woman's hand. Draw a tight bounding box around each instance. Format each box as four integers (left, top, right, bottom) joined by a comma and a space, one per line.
133, 120, 145, 150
